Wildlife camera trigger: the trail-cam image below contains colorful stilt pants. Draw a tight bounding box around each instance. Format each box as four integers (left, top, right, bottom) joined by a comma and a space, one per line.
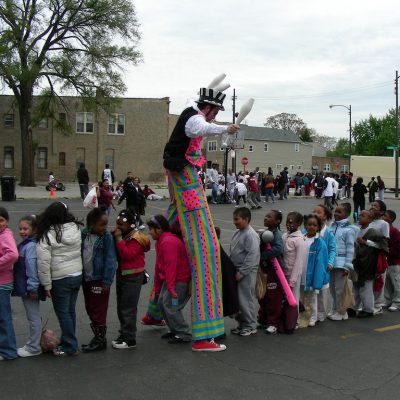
166, 164, 224, 339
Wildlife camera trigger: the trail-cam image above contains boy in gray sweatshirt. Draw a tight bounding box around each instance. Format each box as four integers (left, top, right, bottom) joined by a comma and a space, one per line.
230, 207, 260, 336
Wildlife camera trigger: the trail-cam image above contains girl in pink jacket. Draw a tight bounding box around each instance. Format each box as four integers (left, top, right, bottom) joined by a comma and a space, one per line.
0, 207, 19, 360
147, 215, 191, 344
282, 212, 306, 309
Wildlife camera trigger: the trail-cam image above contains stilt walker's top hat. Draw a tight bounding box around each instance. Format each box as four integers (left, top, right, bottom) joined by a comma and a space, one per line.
196, 88, 226, 111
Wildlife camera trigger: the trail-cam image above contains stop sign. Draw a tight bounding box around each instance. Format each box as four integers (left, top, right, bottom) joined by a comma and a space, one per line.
241, 157, 249, 166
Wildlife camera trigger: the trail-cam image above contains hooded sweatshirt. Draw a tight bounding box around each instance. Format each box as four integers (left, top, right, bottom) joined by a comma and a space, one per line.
282, 230, 307, 287
37, 222, 83, 290
0, 227, 19, 286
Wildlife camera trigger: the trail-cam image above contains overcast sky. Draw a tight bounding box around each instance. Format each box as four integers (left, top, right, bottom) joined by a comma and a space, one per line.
124, 0, 400, 140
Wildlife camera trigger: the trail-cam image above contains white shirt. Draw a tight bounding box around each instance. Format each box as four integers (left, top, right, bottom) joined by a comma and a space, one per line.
185, 104, 228, 138
324, 177, 335, 197
236, 182, 247, 195
207, 168, 219, 184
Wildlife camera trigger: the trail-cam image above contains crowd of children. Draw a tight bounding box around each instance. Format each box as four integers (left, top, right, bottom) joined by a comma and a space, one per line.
0, 196, 399, 360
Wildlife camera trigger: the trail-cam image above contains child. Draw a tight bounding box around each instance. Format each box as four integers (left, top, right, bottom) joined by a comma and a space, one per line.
147, 215, 191, 343
81, 208, 117, 352
112, 209, 150, 349
383, 210, 400, 311
300, 214, 328, 327
235, 179, 248, 207
282, 212, 306, 307
259, 210, 285, 334
230, 207, 260, 336
12, 215, 43, 357
0, 207, 19, 360
313, 205, 336, 322
328, 204, 358, 321
369, 200, 390, 315
36, 202, 83, 356
352, 210, 388, 317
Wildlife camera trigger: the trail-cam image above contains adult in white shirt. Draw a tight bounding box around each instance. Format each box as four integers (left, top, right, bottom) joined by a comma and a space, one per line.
207, 165, 219, 204
323, 173, 335, 210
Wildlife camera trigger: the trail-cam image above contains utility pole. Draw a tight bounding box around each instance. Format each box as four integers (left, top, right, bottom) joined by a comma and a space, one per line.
395, 71, 399, 198
232, 89, 237, 173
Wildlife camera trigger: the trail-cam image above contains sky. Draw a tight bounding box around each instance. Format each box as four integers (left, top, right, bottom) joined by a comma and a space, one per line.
123, 0, 400, 140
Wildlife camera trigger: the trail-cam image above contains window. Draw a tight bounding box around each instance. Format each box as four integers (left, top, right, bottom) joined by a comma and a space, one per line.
108, 113, 125, 135
207, 141, 217, 151
324, 163, 331, 172
4, 147, 14, 169
37, 148, 47, 169
59, 112, 66, 121
248, 145, 254, 152
38, 118, 48, 129
276, 163, 283, 171
290, 165, 294, 171
59, 152, 66, 166
76, 112, 94, 134
297, 165, 302, 170
264, 143, 269, 152
4, 114, 14, 128
341, 164, 349, 173
294, 143, 300, 152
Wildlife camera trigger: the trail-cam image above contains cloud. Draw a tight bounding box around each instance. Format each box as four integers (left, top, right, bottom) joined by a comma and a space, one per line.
126, 0, 400, 138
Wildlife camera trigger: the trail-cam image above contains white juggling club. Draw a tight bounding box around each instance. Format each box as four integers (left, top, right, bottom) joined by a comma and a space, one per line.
207, 73, 226, 89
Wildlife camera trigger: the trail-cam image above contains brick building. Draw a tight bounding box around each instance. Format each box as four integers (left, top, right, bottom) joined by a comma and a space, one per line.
0, 95, 170, 183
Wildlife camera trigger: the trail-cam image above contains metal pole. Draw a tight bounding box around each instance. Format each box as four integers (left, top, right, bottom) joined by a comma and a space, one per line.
232, 89, 237, 174
349, 105, 352, 172
396, 71, 399, 198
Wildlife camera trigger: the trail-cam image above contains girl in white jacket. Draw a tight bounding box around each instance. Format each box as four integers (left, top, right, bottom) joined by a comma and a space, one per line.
36, 202, 83, 356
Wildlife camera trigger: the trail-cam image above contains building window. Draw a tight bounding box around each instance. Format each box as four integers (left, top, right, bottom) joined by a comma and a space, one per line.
108, 114, 125, 135
341, 164, 349, 173
59, 152, 66, 166
4, 147, 14, 169
37, 148, 47, 169
76, 112, 94, 134
264, 143, 269, 152
294, 143, 300, 152
290, 165, 294, 171
59, 112, 66, 121
4, 114, 14, 128
248, 145, 254, 152
297, 165, 302, 170
276, 163, 283, 171
324, 163, 331, 172
207, 141, 217, 151
38, 118, 48, 129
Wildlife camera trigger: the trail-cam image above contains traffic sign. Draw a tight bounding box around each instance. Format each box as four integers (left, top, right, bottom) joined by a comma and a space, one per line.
241, 157, 249, 166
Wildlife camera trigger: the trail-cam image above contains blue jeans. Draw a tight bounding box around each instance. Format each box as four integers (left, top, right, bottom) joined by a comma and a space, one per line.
211, 182, 218, 203
0, 289, 17, 359
51, 275, 81, 353
265, 188, 275, 203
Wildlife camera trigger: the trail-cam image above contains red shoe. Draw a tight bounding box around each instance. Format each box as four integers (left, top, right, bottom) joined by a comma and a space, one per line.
141, 315, 166, 326
192, 339, 227, 352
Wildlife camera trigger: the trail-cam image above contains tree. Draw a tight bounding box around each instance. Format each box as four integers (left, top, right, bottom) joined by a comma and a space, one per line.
326, 138, 349, 157
264, 112, 307, 134
352, 110, 396, 156
312, 133, 338, 151
0, 0, 141, 186
298, 127, 314, 142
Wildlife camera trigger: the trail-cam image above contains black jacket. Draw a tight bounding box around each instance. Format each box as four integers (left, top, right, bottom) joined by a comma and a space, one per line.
77, 166, 89, 184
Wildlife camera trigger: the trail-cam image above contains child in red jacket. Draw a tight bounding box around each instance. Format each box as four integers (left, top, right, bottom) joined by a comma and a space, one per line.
148, 215, 191, 344
112, 209, 150, 350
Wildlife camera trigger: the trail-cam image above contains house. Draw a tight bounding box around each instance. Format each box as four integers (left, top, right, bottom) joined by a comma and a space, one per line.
204, 125, 313, 175
312, 156, 349, 175
0, 95, 170, 183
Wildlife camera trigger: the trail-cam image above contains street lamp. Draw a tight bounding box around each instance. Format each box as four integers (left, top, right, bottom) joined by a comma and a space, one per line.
329, 104, 352, 172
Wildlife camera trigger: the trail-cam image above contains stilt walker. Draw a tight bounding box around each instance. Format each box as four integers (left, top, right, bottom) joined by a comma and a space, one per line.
161, 80, 239, 351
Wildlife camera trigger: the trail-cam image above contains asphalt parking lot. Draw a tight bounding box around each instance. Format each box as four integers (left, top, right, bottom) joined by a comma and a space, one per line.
1, 195, 400, 400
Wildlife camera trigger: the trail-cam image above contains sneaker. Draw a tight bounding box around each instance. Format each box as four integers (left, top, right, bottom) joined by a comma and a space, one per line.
111, 335, 124, 346
230, 327, 241, 335
168, 335, 191, 344
17, 346, 42, 358
141, 315, 166, 326
357, 310, 373, 318
52, 346, 79, 357
112, 339, 136, 349
388, 305, 399, 312
308, 320, 316, 327
161, 332, 176, 339
192, 339, 226, 352
347, 308, 357, 318
373, 308, 383, 316
239, 328, 257, 336
328, 312, 348, 321
0, 355, 4, 361
265, 325, 277, 334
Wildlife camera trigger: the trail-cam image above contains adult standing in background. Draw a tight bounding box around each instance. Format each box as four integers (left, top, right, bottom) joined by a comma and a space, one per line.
102, 164, 115, 191
367, 177, 378, 204
352, 177, 368, 223
377, 176, 385, 201
77, 163, 89, 200
207, 164, 219, 204
280, 167, 289, 199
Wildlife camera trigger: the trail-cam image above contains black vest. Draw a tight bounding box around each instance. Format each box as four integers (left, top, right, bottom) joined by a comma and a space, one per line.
164, 107, 198, 159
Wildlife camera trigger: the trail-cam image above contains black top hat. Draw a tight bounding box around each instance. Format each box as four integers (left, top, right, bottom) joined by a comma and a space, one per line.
196, 88, 226, 111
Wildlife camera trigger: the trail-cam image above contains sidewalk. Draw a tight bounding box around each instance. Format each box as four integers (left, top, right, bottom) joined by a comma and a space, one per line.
11, 182, 170, 200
